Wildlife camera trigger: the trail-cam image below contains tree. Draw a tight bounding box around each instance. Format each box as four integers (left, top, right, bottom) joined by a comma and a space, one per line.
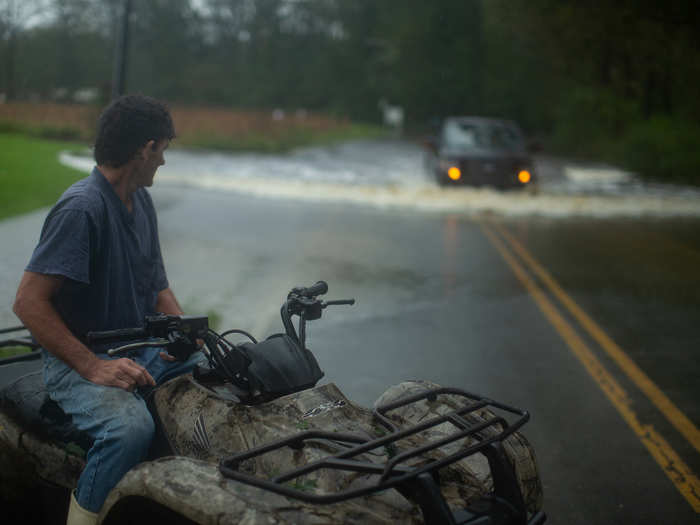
0, 0, 51, 99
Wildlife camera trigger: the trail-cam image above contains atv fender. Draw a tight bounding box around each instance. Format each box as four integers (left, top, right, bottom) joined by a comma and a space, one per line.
98, 456, 421, 525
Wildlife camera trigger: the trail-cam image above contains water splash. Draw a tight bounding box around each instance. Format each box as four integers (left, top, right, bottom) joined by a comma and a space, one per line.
59, 142, 700, 219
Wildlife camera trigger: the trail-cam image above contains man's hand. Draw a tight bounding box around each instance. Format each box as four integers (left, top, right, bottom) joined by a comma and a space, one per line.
83, 357, 156, 391
159, 351, 177, 362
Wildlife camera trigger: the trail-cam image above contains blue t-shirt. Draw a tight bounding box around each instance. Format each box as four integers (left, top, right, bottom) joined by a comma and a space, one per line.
26, 167, 169, 346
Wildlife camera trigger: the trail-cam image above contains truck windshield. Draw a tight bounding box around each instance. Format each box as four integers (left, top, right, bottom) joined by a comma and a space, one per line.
443, 120, 524, 152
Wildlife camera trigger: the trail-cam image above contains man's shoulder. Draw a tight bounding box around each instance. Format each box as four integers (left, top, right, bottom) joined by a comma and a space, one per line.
55, 174, 105, 213
45, 175, 108, 229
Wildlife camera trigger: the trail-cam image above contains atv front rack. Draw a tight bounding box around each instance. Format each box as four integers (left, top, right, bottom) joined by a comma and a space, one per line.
219, 387, 546, 525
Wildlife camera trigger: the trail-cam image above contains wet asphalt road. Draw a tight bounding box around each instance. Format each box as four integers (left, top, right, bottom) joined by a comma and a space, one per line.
156, 186, 700, 525
1, 171, 699, 524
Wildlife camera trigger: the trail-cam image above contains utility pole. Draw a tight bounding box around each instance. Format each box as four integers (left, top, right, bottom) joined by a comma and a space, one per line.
111, 0, 132, 99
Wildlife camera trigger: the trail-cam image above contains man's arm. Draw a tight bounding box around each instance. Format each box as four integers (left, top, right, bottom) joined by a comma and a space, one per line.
13, 271, 155, 391
156, 287, 184, 316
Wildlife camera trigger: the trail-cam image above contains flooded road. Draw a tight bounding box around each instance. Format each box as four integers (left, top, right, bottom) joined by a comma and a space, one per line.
59, 139, 700, 218
2, 139, 699, 524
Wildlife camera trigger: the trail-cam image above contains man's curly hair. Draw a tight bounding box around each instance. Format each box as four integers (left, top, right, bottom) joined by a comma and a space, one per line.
94, 94, 175, 168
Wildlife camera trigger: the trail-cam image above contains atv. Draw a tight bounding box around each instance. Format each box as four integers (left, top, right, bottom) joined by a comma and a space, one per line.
0, 281, 546, 524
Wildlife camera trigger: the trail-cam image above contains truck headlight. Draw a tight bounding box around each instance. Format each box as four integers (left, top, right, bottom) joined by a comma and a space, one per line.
448, 166, 462, 181
518, 170, 531, 184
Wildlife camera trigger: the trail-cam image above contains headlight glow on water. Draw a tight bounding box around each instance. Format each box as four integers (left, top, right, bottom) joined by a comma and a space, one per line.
518, 170, 531, 184
448, 166, 461, 181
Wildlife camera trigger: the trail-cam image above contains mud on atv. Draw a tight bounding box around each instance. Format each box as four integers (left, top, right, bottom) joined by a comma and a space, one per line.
0, 282, 546, 524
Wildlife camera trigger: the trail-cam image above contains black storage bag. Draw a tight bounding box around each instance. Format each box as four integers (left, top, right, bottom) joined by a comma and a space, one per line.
239, 334, 324, 396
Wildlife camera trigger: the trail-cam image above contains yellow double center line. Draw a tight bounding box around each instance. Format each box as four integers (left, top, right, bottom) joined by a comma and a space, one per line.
480, 220, 700, 512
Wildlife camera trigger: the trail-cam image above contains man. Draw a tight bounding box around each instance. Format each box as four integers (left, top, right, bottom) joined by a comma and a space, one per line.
13, 95, 202, 524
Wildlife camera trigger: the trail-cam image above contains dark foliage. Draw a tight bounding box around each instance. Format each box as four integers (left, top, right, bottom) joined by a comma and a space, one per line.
1, 0, 698, 181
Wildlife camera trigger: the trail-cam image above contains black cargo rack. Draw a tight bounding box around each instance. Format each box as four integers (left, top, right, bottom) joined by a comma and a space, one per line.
219, 387, 546, 524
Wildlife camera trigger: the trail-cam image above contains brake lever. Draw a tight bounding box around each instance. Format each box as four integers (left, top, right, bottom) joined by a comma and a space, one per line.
106, 338, 170, 357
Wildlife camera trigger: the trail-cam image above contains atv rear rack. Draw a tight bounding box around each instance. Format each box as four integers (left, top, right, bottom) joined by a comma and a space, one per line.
219, 387, 546, 525
0, 326, 41, 365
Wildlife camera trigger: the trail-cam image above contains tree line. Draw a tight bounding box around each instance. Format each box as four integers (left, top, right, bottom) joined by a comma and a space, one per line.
2, 0, 699, 181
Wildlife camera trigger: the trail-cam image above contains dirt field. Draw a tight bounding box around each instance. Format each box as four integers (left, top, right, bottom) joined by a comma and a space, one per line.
0, 102, 365, 151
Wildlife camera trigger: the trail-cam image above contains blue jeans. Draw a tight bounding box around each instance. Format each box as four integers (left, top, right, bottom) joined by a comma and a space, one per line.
43, 348, 205, 513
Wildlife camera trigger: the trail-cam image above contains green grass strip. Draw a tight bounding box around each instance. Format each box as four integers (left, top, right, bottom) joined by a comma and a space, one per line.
0, 133, 87, 220
0, 346, 32, 358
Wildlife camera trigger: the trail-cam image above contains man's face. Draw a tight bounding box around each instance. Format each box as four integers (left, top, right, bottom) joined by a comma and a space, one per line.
135, 139, 169, 188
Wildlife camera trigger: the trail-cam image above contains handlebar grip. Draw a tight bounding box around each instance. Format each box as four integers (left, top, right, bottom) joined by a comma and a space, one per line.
86, 327, 147, 345
301, 281, 328, 297
324, 299, 355, 306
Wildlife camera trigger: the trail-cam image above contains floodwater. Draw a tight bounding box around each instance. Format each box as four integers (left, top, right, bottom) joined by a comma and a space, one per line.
59, 140, 700, 219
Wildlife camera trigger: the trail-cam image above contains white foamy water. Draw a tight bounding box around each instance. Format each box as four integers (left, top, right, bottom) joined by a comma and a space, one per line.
60, 141, 700, 218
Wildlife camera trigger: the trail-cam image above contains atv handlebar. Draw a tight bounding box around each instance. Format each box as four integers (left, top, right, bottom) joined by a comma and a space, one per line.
86, 327, 147, 345
85, 315, 209, 361
281, 282, 355, 349
77, 282, 352, 380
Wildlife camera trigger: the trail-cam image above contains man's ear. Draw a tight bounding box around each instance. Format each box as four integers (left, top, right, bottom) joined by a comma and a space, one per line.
142, 140, 156, 158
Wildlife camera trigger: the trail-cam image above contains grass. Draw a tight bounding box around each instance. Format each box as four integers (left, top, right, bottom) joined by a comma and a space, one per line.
0, 120, 84, 141
0, 346, 32, 358
0, 133, 86, 220
205, 309, 222, 331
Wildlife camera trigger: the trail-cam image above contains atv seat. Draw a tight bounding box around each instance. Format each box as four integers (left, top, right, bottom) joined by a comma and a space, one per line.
0, 371, 93, 456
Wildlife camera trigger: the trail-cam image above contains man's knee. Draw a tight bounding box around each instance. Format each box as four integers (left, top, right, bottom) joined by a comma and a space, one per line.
89, 389, 155, 460
108, 400, 155, 451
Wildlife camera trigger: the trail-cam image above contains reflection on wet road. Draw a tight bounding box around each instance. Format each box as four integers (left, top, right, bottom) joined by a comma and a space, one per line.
2, 139, 700, 524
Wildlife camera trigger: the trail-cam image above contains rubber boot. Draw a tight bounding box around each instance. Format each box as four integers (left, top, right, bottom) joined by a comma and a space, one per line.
66, 491, 98, 525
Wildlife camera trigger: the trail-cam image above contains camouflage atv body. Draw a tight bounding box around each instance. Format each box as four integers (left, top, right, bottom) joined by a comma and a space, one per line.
1, 283, 544, 524
1, 372, 543, 524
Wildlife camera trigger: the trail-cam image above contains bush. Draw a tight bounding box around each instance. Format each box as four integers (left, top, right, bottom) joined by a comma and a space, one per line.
548, 86, 637, 159
619, 117, 700, 184
546, 87, 700, 185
